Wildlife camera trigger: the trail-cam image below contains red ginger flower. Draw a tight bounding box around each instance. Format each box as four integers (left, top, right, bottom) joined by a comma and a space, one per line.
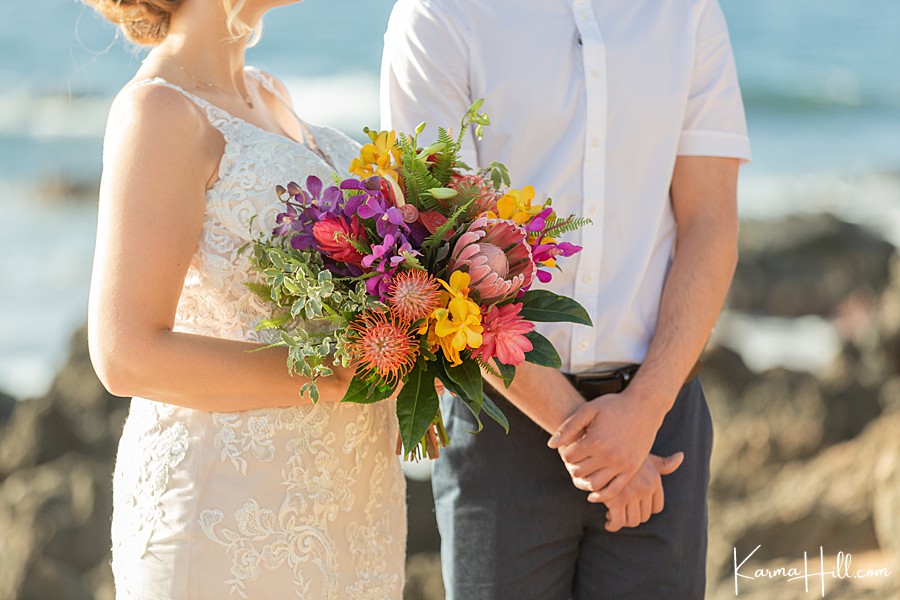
348, 309, 419, 386
312, 216, 369, 268
474, 303, 534, 366
387, 270, 442, 323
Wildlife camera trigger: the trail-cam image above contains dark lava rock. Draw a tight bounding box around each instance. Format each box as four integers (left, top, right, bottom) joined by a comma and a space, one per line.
730, 214, 896, 317
0, 390, 14, 428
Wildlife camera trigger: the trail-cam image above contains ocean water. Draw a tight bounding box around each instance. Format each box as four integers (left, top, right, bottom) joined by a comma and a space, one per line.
1, 0, 899, 397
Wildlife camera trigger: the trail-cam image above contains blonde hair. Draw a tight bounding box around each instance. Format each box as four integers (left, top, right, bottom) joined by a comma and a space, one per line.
223, 0, 263, 46
86, 0, 262, 46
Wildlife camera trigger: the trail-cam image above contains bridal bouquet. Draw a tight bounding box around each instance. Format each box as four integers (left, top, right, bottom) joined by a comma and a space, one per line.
246, 101, 591, 459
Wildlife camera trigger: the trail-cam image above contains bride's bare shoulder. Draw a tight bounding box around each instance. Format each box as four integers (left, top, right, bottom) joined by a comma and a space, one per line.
104, 79, 209, 148
101, 79, 221, 186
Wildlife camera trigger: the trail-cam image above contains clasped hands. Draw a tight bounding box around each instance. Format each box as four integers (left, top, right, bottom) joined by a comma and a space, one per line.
547, 388, 683, 532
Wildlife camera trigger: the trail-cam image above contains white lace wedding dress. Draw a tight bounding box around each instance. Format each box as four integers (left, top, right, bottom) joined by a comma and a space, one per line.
110, 68, 407, 600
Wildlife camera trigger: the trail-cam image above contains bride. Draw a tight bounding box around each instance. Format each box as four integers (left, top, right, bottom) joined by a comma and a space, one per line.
85, 0, 406, 597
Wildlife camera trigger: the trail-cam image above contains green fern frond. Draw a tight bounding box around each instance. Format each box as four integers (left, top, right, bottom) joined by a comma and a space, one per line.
542, 216, 593, 236
418, 192, 445, 212
432, 127, 457, 185
255, 312, 293, 331
398, 133, 422, 204
473, 356, 501, 379
245, 281, 275, 302
422, 200, 473, 251
411, 160, 444, 194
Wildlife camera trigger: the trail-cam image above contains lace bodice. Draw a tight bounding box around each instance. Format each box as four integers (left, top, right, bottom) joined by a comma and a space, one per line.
110, 70, 406, 600
129, 69, 361, 342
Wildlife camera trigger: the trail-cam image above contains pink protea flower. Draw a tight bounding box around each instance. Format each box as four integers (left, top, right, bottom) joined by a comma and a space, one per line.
387, 270, 442, 322
475, 303, 534, 366
449, 173, 500, 215
447, 217, 537, 304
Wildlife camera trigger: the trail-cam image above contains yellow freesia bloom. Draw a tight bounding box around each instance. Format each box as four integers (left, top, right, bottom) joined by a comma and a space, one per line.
496, 185, 543, 225
431, 271, 484, 366
349, 130, 402, 181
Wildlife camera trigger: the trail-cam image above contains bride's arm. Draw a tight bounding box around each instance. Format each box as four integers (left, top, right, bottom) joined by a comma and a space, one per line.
88, 84, 351, 411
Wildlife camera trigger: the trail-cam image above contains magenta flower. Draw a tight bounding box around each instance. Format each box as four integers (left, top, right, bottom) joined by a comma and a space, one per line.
474, 303, 534, 366
531, 239, 582, 283
447, 217, 537, 304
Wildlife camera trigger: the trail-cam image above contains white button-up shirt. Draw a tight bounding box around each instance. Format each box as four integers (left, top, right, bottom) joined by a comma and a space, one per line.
381, 0, 751, 373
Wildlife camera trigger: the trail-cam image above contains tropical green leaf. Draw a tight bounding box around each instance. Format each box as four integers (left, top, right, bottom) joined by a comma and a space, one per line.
443, 359, 483, 408
481, 393, 510, 433
396, 360, 441, 454
434, 360, 484, 434
523, 331, 562, 368
341, 372, 394, 404
492, 358, 516, 389
428, 187, 458, 200
519, 290, 593, 326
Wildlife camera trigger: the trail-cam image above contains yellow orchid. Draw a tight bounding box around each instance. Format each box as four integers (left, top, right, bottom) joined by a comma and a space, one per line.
349, 130, 403, 181
495, 185, 543, 225
431, 271, 484, 366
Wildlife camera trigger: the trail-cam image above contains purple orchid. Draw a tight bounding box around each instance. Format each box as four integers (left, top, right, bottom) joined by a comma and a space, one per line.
357, 195, 407, 238
272, 175, 349, 251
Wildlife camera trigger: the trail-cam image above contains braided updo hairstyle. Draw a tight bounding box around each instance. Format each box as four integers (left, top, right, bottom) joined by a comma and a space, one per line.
85, 0, 257, 46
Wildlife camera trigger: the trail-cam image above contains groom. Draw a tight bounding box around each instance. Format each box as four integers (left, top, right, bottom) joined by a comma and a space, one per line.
381, 0, 750, 598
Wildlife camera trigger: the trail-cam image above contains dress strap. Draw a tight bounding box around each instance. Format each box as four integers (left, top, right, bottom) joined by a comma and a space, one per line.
127, 77, 239, 138
244, 66, 292, 107
243, 67, 336, 171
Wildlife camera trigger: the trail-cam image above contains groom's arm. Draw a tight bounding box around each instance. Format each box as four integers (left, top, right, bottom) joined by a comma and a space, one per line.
481, 365, 583, 433
380, 0, 478, 165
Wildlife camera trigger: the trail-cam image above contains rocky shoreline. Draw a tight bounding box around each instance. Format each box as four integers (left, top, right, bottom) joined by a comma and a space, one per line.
1, 213, 898, 599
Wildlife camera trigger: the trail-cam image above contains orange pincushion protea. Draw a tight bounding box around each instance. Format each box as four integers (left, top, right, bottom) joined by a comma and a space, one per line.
387, 270, 442, 322
348, 310, 420, 385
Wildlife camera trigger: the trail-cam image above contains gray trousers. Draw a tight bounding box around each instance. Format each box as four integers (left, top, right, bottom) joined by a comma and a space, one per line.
432, 378, 713, 600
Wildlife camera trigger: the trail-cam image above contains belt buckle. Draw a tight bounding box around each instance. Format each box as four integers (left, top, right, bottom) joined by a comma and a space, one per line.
573, 365, 638, 387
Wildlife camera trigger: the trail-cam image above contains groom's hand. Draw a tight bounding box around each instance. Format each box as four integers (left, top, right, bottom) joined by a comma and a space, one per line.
591, 453, 683, 531
547, 386, 667, 502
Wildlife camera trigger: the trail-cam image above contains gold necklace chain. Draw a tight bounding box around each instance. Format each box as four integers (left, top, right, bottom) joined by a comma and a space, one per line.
152, 57, 254, 109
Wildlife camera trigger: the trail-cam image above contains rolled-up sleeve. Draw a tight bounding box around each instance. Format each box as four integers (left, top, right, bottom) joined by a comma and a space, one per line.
678, 0, 752, 163
380, 0, 478, 167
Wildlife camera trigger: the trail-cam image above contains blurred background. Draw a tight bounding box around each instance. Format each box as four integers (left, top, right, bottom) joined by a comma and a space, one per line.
1, 0, 899, 598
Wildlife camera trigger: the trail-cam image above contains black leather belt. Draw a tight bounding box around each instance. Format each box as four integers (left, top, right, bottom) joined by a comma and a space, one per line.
564, 361, 703, 400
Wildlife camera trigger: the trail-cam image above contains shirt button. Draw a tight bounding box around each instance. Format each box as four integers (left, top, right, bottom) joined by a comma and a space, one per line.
578, 340, 589, 351
582, 273, 593, 284
591, 69, 600, 79
589, 204, 599, 216
591, 138, 601, 148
